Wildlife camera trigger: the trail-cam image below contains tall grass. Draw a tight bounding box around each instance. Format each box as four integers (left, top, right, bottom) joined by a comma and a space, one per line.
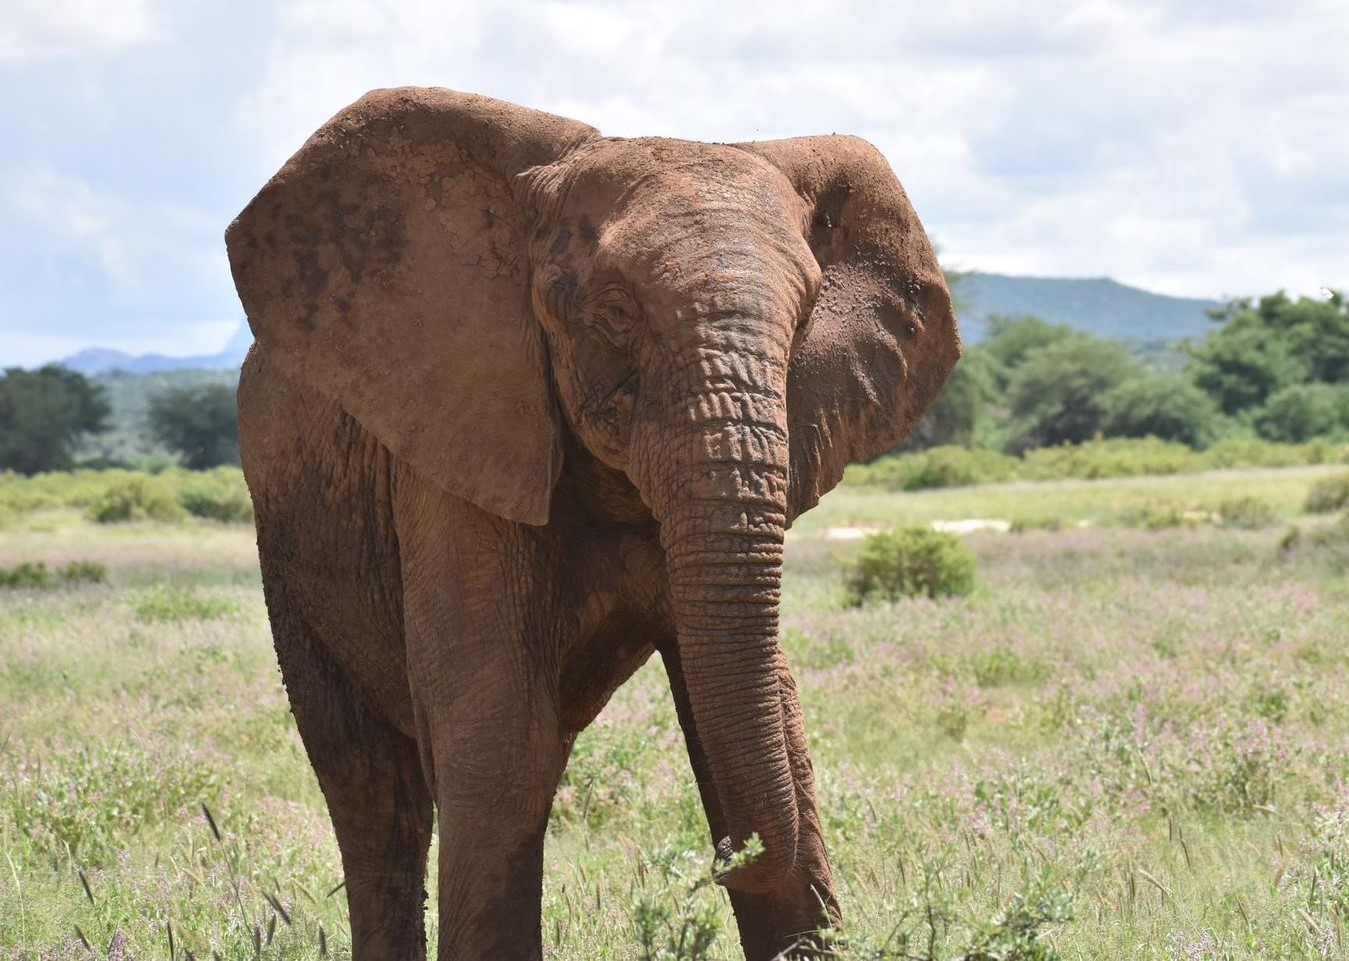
3, 471, 1348, 957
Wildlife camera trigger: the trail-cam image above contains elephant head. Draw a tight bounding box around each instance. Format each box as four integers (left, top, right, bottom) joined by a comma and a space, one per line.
227, 88, 959, 892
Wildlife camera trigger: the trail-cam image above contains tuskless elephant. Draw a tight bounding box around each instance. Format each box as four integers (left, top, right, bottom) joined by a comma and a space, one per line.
227, 87, 960, 960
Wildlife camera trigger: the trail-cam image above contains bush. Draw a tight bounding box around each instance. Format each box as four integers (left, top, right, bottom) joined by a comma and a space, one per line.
1119, 500, 1191, 531
1306, 474, 1349, 514
1101, 376, 1223, 448
0, 561, 54, 588
844, 527, 976, 604
847, 446, 1018, 490
1021, 436, 1195, 480
87, 477, 183, 523
1311, 513, 1349, 549
0, 559, 107, 588
180, 468, 254, 523
1215, 496, 1277, 529
1253, 384, 1349, 443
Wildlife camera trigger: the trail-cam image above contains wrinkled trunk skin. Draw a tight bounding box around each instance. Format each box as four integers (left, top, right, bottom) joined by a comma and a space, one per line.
635, 322, 800, 892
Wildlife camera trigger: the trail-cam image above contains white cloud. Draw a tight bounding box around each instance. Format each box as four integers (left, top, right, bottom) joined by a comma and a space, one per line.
0, 0, 160, 62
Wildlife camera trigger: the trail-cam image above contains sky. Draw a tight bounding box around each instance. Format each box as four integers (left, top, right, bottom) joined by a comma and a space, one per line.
2, 0, 1346, 367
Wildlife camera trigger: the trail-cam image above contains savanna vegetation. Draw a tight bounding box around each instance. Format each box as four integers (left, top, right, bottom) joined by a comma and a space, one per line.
3, 458, 1348, 958
3, 285, 1347, 957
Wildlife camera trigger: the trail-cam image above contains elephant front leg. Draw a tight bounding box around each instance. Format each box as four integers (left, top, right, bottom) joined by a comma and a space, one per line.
396, 479, 568, 960
406, 593, 566, 961
661, 646, 841, 960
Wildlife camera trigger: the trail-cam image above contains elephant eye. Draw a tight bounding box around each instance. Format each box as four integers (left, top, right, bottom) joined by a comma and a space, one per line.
585, 285, 639, 346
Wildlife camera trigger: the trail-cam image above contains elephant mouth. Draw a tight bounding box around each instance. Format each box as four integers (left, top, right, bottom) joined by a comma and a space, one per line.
583, 372, 638, 469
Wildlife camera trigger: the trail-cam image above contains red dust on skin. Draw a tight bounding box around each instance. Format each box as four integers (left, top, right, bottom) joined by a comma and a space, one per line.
228, 87, 959, 961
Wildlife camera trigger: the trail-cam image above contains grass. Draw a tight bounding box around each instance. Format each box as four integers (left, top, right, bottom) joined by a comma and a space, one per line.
2, 465, 1349, 958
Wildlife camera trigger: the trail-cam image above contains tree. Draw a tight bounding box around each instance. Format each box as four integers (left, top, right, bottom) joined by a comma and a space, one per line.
1186, 291, 1348, 416
1101, 375, 1223, 448
0, 365, 110, 474
1252, 384, 1349, 443
980, 315, 1081, 390
900, 349, 998, 450
1186, 310, 1306, 415
1005, 336, 1141, 451
147, 383, 240, 469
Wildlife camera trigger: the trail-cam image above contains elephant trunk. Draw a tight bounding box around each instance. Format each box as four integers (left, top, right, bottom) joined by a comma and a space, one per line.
637, 324, 799, 892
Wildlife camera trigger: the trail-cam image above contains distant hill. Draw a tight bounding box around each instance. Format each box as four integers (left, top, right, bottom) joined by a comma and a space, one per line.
60, 322, 253, 376
955, 273, 1224, 345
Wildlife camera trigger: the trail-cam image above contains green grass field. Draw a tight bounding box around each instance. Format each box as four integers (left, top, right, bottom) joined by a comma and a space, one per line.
3, 466, 1348, 958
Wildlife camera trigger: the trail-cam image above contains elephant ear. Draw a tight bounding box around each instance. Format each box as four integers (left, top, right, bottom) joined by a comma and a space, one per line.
738, 136, 962, 521
227, 88, 599, 525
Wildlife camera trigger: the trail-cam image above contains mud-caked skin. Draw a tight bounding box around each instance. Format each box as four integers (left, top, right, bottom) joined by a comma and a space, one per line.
228, 87, 960, 961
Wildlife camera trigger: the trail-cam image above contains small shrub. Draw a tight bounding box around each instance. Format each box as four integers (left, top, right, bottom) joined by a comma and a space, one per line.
1279, 525, 1302, 551
631, 840, 767, 960
180, 470, 254, 523
87, 477, 182, 523
844, 527, 976, 604
1310, 513, 1349, 549
936, 703, 970, 741
1305, 473, 1349, 514
60, 559, 107, 584
1120, 500, 1189, 530
0, 559, 106, 589
971, 646, 1046, 688
1009, 514, 1065, 533
131, 584, 239, 622
0, 561, 54, 588
1022, 436, 1194, 480
1215, 496, 1277, 529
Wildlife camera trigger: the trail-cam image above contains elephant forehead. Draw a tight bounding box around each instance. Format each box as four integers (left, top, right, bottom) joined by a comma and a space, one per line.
561, 138, 803, 226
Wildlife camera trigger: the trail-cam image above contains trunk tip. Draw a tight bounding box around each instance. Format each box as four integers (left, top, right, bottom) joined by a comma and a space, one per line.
713, 834, 796, 893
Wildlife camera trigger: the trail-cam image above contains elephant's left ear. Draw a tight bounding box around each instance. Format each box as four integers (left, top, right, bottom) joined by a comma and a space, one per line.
737, 136, 962, 521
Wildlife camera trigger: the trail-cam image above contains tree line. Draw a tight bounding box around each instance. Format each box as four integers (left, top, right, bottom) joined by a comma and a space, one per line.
2, 287, 1345, 476
913, 288, 1349, 454
0, 374, 238, 474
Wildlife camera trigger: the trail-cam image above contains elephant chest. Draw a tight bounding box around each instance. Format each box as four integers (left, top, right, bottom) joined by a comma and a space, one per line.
542, 514, 671, 734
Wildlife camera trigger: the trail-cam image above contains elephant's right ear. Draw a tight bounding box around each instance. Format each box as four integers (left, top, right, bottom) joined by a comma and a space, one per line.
226, 88, 599, 525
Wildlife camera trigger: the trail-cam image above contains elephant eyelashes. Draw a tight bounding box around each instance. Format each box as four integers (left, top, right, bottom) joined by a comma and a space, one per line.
583, 285, 639, 348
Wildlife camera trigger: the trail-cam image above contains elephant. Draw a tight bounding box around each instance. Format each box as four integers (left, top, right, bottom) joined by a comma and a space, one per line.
227, 87, 959, 960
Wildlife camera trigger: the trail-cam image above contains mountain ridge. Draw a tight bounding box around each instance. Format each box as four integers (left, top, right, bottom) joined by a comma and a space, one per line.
955, 272, 1223, 344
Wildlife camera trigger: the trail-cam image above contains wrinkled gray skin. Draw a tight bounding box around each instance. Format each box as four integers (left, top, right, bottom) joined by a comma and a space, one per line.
228, 88, 959, 961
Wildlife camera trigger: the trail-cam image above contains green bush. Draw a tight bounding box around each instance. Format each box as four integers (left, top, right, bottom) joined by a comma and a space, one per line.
0, 561, 54, 588
1021, 436, 1194, 480
87, 477, 183, 523
0, 559, 106, 588
1311, 513, 1349, 549
130, 583, 239, 623
1306, 474, 1349, 514
1215, 496, 1278, 529
1253, 384, 1349, 443
844, 527, 976, 604
179, 468, 254, 523
1119, 500, 1190, 531
846, 446, 1017, 490
60, 559, 108, 584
